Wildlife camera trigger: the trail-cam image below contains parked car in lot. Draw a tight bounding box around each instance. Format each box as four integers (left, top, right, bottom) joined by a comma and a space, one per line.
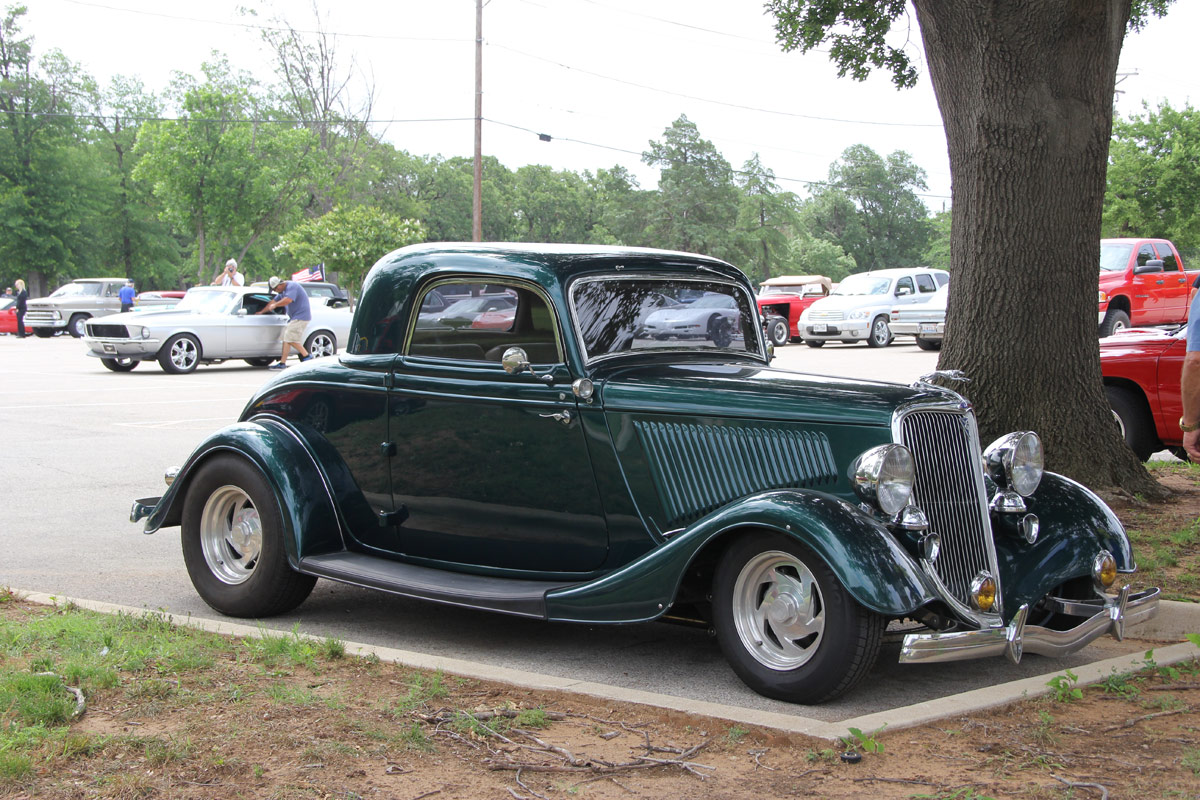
417, 293, 518, 330
1098, 238, 1195, 337
890, 283, 949, 350
798, 267, 948, 348
250, 280, 351, 308
1099, 324, 1188, 460
756, 275, 832, 346
641, 292, 741, 346
82, 285, 352, 374
132, 243, 1157, 704
0, 297, 21, 335
24, 278, 183, 338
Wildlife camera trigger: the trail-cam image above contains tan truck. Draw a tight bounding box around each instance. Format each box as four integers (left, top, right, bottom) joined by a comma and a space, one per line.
23, 278, 178, 338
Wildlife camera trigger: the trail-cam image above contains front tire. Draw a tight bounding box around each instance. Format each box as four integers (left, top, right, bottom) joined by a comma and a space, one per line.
1105, 384, 1159, 460
708, 316, 733, 348
805, 340, 824, 348
33, 328, 54, 338
158, 333, 201, 374
866, 316, 891, 348
1099, 309, 1131, 338
181, 455, 316, 617
712, 533, 883, 704
915, 337, 942, 351
100, 357, 138, 372
244, 357, 275, 367
304, 330, 337, 359
68, 314, 90, 338
767, 317, 789, 347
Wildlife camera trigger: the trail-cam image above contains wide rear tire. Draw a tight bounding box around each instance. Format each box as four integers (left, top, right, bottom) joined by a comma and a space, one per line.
915, 337, 942, 351
712, 532, 883, 704
304, 330, 337, 359
181, 454, 316, 617
1105, 384, 1159, 461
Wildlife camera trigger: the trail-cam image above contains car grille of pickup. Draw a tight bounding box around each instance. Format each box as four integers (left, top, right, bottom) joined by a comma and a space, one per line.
87, 324, 128, 338
898, 408, 997, 614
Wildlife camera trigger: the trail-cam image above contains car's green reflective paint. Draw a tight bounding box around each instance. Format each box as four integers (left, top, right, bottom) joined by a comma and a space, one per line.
544, 489, 939, 623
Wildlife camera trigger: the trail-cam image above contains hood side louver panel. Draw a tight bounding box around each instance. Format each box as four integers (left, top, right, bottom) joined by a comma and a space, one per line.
634, 420, 837, 527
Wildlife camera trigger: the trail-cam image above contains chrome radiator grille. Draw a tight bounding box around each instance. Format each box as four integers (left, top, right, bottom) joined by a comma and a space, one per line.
635, 420, 837, 528
899, 409, 996, 612
809, 310, 844, 322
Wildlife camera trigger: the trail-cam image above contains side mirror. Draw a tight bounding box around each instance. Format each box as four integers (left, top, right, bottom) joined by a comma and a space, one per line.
237, 308, 248, 317
896, 286, 913, 296
1134, 259, 1164, 275
501, 346, 554, 385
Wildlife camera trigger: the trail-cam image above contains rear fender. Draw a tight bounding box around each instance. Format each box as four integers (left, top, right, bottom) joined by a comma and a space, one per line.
545, 489, 937, 623
140, 419, 343, 566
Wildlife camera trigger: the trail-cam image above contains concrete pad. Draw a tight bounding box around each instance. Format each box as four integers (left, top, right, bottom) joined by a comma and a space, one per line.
15, 590, 1200, 742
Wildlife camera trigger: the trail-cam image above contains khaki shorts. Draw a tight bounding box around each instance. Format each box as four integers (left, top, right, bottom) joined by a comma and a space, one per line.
282, 319, 310, 344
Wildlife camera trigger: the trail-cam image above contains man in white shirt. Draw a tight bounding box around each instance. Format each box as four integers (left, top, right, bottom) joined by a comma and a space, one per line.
212, 258, 245, 287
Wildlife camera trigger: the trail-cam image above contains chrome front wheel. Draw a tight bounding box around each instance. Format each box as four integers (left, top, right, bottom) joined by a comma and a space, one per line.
731, 551, 825, 670
198, 485, 263, 585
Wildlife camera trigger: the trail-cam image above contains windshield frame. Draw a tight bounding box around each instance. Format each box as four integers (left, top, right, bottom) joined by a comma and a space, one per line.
1100, 242, 1135, 272
831, 273, 893, 296
175, 287, 241, 315
568, 273, 766, 366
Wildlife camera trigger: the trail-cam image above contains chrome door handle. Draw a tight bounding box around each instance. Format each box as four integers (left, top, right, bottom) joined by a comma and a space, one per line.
539, 409, 572, 425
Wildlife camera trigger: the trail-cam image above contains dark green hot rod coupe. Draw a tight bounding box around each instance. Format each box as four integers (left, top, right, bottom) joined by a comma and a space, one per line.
132, 243, 1158, 704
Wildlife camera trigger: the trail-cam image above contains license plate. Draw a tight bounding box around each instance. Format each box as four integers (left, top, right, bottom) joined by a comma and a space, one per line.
812, 323, 827, 333
103, 344, 116, 353
919, 324, 938, 334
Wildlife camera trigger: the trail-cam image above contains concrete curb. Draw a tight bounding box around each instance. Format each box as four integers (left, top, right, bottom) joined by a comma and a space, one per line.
14, 591, 1200, 742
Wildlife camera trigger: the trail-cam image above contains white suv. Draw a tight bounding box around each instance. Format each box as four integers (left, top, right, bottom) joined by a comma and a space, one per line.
798, 267, 948, 348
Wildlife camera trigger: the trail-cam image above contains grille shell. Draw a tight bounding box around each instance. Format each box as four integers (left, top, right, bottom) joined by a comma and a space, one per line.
897, 406, 1001, 620
88, 324, 130, 339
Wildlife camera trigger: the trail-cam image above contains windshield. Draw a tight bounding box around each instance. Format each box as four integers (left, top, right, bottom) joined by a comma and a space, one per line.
571, 277, 760, 360
1100, 243, 1134, 272
50, 282, 103, 298
175, 288, 239, 314
832, 273, 892, 296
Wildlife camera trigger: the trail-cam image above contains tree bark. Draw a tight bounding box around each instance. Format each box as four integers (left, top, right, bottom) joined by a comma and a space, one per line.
912, 0, 1163, 496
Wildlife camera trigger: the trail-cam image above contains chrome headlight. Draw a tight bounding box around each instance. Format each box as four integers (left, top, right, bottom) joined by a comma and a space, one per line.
141, 326, 152, 340
984, 431, 1043, 497
847, 309, 870, 320
851, 444, 915, 516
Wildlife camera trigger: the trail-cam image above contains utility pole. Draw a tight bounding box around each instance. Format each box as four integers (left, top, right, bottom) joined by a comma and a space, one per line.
472, 0, 483, 242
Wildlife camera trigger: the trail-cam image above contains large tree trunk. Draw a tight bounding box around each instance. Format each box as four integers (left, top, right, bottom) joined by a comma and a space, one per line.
912, 0, 1162, 496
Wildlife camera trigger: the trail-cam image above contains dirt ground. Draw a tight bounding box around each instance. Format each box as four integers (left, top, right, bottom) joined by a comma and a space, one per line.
4, 470, 1200, 799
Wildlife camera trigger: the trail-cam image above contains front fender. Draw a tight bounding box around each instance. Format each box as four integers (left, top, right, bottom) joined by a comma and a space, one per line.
139, 419, 343, 567
545, 489, 937, 623
995, 472, 1136, 614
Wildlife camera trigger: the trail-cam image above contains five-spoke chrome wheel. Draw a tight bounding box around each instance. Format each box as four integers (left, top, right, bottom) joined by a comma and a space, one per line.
304, 331, 337, 359
159, 333, 201, 373
731, 550, 825, 670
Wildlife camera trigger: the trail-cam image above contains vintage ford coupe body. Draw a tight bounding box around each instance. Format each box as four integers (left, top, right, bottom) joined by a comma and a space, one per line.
132, 243, 1158, 704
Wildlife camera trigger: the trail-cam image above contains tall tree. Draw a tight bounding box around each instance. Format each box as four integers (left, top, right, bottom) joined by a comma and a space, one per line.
276, 206, 425, 294
768, 0, 1172, 494
825, 144, 931, 270
133, 58, 326, 281
511, 165, 595, 243
586, 165, 651, 246
780, 231, 857, 281
1103, 101, 1200, 258
642, 115, 741, 262
736, 154, 800, 283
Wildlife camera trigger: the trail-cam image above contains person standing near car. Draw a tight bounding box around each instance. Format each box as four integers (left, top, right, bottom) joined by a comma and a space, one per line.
257, 276, 312, 369
212, 258, 245, 287
13, 279, 27, 338
118, 279, 136, 313
1181, 282, 1200, 460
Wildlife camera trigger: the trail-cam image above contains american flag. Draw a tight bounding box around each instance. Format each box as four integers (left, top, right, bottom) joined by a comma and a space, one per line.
291, 264, 324, 283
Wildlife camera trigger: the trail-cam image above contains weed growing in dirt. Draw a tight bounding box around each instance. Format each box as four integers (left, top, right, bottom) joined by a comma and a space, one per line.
839, 725, 885, 754
1183, 747, 1200, 775
1031, 710, 1057, 747
1046, 669, 1083, 702
724, 725, 748, 745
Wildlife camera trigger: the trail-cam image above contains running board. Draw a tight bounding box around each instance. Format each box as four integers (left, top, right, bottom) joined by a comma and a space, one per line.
298, 552, 578, 618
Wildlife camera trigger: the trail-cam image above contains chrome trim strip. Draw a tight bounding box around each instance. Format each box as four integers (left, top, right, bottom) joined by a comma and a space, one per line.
899, 586, 1160, 664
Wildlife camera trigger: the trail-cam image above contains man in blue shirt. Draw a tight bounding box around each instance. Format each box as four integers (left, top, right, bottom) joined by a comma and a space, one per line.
118, 280, 136, 313
257, 276, 313, 369
1181, 284, 1200, 459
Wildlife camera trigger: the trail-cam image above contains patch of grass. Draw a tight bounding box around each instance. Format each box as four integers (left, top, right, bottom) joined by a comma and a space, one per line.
515, 709, 550, 730
392, 670, 450, 714
1100, 667, 1141, 698
265, 682, 319, 706
724, 725, 749, 745
1031, 710, 1057, 747
242, 625, 347, 672
1183, 747, 1200, 775
0, 672, 78, 725
397, 722, 435, 752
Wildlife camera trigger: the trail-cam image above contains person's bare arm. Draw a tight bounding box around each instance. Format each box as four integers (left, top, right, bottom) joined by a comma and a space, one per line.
1182, 350, 1200, 460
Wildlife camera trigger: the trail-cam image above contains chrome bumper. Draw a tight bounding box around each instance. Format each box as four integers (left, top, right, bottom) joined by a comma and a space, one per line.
130, 497, 161, 525
900, 585, 1160, 664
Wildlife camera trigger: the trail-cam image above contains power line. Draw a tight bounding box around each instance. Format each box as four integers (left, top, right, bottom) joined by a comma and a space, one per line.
487, 42, 942, 128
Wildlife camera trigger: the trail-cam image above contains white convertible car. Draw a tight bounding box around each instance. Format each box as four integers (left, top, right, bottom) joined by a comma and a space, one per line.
81, 285, 353, 374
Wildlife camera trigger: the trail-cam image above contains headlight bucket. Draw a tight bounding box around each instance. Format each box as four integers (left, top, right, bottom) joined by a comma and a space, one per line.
851, 444, 915, 516
1093, 550, 1118, 593
984, 431, 1044, 497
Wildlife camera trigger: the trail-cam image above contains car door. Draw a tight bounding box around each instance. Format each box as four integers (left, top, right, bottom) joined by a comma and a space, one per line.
225, 292, 287, 356
891, 275, 923, 311
384, 281, 609, 573
1131, 243, 1166, 324
1155, 242, 1190, 322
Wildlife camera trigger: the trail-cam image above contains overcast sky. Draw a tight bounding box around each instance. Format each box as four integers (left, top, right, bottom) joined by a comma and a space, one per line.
23, 0, 1200, 211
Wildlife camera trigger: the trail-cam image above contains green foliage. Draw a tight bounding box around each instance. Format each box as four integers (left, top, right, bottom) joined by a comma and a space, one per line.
779, 231, 857, 281
724, 725, 749, 745
1104, 102, 1200, 257
839, 724, 885, 754
923, 210, 952, 270
1046, 669, 1083, 702
276, 205, 426, 293
767, 0, 916, 88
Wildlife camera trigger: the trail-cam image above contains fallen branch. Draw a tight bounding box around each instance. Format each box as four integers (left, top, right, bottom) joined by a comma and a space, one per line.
1101, 707, 1190, 732
33, 672, 85, 720
1051, 773, 1110, 799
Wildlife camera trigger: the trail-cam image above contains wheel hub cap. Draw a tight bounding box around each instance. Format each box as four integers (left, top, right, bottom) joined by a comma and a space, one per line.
732, 551, 826, 670
200, 485, 263, 585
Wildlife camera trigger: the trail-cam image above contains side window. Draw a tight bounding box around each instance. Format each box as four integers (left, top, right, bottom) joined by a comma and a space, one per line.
895, 276, 915, 296
916, 274, 936, 293
408, 282, 560, 364
935, 273, 949, 287
1136, 244, 1157, 267
1155, 243, 1179, 271
106, 283, 122, 297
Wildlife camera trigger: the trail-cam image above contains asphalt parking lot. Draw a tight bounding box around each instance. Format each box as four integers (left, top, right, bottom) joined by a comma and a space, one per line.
0, 333, 1180, 728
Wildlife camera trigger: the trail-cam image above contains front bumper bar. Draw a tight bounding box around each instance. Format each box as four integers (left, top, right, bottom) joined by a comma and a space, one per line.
899, 585, 1160, 664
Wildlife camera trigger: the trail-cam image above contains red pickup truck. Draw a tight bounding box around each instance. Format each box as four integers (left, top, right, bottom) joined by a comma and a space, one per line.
1098, 238, 1196, 336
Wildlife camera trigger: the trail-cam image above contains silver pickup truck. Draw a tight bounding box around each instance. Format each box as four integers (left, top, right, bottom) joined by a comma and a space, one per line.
24, 278, 178, 338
